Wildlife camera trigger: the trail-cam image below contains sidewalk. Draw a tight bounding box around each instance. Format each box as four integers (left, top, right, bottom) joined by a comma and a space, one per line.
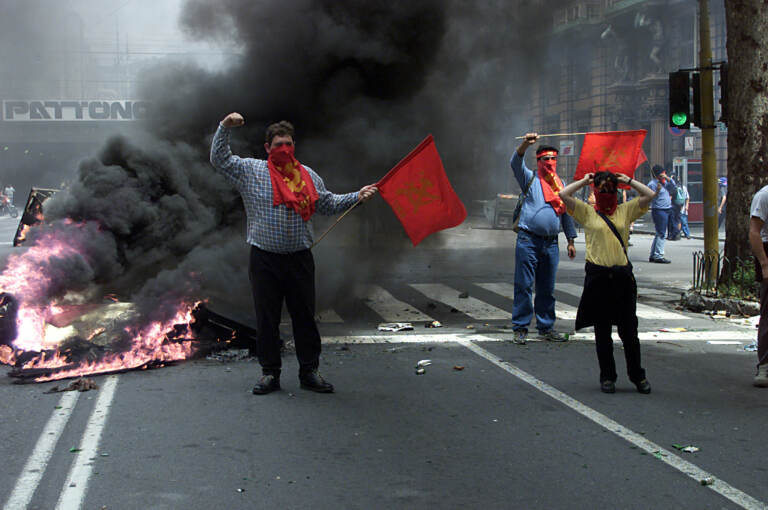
627, 212, 725, 241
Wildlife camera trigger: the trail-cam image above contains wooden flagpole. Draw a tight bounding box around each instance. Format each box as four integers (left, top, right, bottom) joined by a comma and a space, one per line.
310, 200, 362, 249
514, 131, 590, 139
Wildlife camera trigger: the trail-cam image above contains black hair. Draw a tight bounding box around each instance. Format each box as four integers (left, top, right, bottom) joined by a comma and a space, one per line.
651, 164, 665, 177
265, 120, 295, 145
593, 171, 618, 192
535, 145, 559, 157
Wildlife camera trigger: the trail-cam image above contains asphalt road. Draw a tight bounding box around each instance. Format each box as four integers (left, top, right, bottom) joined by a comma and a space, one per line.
0, 214, 763, 510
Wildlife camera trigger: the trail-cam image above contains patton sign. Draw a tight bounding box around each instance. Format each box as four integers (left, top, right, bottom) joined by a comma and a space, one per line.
2, 100, 150, 121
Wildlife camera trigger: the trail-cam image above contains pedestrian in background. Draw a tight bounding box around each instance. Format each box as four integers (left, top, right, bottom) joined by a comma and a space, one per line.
210, 112, 378, 395
559, 171, 655, 394
667, 173, 684, 241
718, 176, 728, 230
3, 185, 14, 205
749, 183, 768, 387
647, 165, 674, 263
509, 133, 578, 345
679, 184, 691, 239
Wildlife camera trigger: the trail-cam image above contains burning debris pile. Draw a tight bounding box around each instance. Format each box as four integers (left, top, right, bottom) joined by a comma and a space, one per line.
0, 135, 257, 383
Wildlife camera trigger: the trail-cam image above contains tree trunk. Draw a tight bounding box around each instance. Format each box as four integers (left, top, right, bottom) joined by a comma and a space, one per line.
723, 1, 768, 277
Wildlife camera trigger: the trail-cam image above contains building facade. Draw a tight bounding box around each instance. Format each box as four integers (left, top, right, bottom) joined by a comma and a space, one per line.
528, 0, 726, 222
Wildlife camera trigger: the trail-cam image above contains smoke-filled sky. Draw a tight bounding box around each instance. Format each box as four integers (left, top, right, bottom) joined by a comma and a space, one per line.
3, 0, 682, 323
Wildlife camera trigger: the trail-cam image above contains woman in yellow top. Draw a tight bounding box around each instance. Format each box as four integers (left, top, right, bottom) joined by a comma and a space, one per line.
559, 171, 657, 394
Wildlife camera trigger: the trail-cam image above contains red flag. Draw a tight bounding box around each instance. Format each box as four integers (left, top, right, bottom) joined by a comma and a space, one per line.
378, 135, 467, 246
574, 130, 647, 184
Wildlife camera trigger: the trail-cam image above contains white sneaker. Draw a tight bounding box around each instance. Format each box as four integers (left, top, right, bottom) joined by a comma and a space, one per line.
754, 364, 768, 388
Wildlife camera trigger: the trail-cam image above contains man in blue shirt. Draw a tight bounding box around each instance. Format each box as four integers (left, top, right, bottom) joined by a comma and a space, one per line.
510, 133, 577, 344
211, 112, 378, 394
647, 165, 675, 263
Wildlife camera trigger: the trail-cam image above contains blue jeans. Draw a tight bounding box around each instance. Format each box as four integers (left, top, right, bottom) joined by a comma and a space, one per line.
512, 230, 559, 332
650, 208, 672, 260
680, 213, 691, 238
668, 204, 682, 239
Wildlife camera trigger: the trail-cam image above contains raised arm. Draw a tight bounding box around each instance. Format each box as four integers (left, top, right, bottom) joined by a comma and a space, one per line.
617, 174, 656, 208
210, 112, 249, 186
559, 173, 593, 211
510, 132, 537, 188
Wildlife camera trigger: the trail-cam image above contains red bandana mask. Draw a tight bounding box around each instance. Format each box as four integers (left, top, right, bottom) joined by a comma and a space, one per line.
594, 189, 618, 216
267, 145, 318, 221
536, 151, 566, 216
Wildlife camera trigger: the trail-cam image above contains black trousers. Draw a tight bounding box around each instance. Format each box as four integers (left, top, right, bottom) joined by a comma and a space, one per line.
594, 318, 646, 384
248, 246, 321, 376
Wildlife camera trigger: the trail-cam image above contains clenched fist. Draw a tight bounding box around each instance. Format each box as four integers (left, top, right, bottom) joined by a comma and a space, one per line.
221, 112, 245, 128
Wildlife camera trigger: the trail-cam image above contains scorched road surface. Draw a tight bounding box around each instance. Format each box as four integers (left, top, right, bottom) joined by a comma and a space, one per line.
0, 337, 765, 510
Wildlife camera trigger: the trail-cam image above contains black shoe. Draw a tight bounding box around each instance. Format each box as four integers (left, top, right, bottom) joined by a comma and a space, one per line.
601, 380, 616, 393
252, 374, 281, 395
635, 379, 651, 394
649, 258, 671, 264
299, 370, 334, 393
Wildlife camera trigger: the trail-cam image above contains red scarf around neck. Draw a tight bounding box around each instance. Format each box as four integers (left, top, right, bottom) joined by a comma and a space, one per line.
267, 145, 318, 221
537, 154, 566, 216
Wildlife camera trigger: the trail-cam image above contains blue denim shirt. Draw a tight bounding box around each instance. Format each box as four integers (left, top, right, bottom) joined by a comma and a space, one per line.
647, 178, 677, 210
510, 152, 577, 239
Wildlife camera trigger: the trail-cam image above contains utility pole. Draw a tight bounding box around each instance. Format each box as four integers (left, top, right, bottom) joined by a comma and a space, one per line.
699, 0, 718, 287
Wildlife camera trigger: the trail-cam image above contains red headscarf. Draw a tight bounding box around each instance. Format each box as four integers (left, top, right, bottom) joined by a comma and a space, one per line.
267, 145, 318, 221
537, 151, 566, 216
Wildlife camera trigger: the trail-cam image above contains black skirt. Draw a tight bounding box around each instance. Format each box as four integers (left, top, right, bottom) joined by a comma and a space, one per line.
575, 261, 637, 330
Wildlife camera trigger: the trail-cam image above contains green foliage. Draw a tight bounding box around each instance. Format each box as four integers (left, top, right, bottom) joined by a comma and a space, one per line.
717, 258, 759, 300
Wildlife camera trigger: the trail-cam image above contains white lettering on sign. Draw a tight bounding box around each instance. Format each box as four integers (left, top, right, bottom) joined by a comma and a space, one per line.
2, 101, 150, 121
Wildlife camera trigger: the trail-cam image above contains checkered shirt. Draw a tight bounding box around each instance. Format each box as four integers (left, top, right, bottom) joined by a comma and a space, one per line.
210, 124, 358, 253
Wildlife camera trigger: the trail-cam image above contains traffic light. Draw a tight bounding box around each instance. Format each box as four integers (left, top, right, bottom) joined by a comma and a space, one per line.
669, 71, 691, 129
718, 62, 729, 126
691, 72, 701, 128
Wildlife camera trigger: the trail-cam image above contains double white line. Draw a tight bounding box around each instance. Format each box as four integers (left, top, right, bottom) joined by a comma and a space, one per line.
3, 376, 118, 510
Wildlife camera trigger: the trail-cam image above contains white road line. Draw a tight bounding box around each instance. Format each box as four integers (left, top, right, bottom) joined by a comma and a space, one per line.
356, 284, 434, 322
3, 391, 80, 510
570, 330, 756, 341
320, 331, 755, 344
476, 282, 578, 320
409, 283, 511, 320
556, 283, 690, 320
459, 338, 766, 510
55, 376, 119, 510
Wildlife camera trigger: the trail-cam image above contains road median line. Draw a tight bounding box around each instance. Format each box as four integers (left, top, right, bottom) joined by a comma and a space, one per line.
459, 337, 766, 510
3, 391, 80, 510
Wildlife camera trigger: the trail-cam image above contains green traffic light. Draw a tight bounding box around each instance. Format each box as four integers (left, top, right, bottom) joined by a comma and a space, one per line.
672, 112, 688, 127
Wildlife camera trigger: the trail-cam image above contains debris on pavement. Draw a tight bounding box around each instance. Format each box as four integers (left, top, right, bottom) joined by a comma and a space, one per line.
672, 444, 700, 453
45, 377, 99, 394
415, 359, 431, 375
453, 365, 465, 371
658, 327, 687, 333
450, 308, 459, 313
378, 322, 414, 332
458, 291, 469, 299
700, 477, 715, 486
206, 348, 251, 362
425, 320, 442, 328
466, 324, 475, 329
708, 310, 730, 319
744, 342, 758, 352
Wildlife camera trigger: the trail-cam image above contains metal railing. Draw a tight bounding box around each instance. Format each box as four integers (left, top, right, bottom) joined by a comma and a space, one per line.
692, 250, 758, 299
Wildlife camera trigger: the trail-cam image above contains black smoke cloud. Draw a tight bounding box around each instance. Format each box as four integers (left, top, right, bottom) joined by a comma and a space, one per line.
8, 0, 577, 326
